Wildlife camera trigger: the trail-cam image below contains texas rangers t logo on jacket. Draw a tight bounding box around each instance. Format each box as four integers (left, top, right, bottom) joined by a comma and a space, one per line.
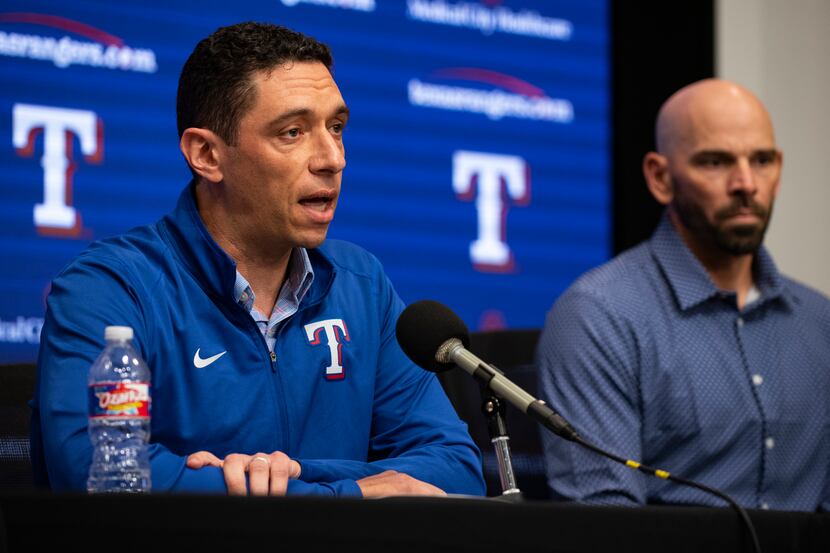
304, 319, 350, 380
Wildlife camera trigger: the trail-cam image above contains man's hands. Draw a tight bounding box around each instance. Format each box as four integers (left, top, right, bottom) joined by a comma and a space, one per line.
187, 450, 301, 496
187, 452, 445, 497
357, 470, 446, 497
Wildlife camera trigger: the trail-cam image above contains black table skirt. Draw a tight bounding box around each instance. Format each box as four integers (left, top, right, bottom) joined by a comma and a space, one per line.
1, 493, 828, 552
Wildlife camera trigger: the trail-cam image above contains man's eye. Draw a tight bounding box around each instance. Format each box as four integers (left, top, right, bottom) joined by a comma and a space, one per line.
701, 157, 722, 167
695, 155, 731, 168
753, 153, 775, 166
284, 128, 301, 138
330, 122, 345, 134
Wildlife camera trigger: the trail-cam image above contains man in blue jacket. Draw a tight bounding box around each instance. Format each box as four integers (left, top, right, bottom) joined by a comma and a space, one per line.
31, 22, 485, 497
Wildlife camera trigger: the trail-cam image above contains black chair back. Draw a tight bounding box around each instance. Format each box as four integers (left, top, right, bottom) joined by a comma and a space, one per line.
0, 363, 35, 491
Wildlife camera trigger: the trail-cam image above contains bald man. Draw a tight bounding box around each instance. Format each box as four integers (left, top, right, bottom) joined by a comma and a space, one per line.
536, 79, 830, 511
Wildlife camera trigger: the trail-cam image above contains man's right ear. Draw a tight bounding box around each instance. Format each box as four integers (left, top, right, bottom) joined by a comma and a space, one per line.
180, 128, 224, 184
642, 152, 673, 206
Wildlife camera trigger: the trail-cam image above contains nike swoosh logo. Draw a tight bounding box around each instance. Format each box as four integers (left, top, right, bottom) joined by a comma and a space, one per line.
193, 348, 227, 368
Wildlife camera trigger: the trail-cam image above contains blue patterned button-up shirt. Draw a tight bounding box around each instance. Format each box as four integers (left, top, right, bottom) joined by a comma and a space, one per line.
536, 215, 830, 511
234, 248, 314, 353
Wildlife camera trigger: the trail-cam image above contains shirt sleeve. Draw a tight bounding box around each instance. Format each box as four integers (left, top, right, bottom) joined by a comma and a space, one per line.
535, 287, 645, 505
295, 269, 485, 497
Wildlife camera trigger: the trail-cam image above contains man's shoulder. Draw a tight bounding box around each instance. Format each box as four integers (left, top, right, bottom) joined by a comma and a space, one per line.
57, 222, 166, 282
563, 241, 660, 308
316, 239, 384, 279
780, 274, 830, 318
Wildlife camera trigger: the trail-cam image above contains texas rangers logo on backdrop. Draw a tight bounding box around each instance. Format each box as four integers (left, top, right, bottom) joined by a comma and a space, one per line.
0, 12, 157, 73
408, 67, 573, 123
304, 319, 350, 380
13, 103, 102, 237
453, 150, 530, 273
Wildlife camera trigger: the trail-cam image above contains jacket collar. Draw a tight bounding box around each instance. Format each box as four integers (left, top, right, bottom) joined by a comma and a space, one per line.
649, 213, 788, 312
159, 182, 334, 307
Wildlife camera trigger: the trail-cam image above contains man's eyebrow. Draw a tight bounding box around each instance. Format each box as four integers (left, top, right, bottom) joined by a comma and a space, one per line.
690, 148, 778, 160
265, 108, 312, 130
691, 149, 735, 158
335, 104, 350, 120
265, 104, 350, 130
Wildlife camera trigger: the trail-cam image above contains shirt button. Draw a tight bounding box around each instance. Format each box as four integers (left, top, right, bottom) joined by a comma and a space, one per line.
736, 317, 744, 328
761, 502, 770, 510
752, 374, 764, 386
765, 437, 775, 450
270, 351, 276, 362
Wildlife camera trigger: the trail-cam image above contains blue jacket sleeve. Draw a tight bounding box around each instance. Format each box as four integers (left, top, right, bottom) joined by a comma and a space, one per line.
150, 445, 363, 494
297, 269, 485, 496
33, 253, 228, 493
536, 288, 645, 505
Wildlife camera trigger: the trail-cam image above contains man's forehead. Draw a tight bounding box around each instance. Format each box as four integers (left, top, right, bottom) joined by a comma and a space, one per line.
245, 62, 346, 119
680, 110, 776, 153
665, 107, 774, 158
657, 79, 776, 155
256, 62, 340, 93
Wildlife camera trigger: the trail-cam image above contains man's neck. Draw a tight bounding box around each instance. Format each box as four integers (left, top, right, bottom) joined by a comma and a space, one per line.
195, 183, 291, 315
235, 253, 291, 316
669, 213, 755, 309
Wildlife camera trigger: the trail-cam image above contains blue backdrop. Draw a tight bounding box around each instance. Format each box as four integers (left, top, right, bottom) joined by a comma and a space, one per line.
0, 0, 609, 363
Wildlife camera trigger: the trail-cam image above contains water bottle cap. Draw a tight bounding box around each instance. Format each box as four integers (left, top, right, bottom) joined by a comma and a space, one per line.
104, 326, 134, 341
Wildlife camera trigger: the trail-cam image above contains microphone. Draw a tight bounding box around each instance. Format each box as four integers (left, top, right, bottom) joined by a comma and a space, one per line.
395, 300, 579, 441
396, 300, 762, 553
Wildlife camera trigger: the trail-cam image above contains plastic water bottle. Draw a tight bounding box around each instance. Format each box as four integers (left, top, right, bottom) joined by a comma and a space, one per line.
87, 325, 152, 493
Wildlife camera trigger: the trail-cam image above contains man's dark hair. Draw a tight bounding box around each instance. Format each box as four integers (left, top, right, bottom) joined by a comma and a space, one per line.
176, 22, 333, 146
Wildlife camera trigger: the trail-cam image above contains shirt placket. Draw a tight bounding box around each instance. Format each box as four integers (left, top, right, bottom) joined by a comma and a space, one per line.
733, 312, 772, 510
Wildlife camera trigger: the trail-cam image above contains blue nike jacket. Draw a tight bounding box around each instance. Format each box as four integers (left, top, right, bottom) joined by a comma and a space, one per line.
31, 184, 485, 496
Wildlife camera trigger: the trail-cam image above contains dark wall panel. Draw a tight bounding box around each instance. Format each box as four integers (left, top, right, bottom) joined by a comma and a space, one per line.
612, 1, 715, 253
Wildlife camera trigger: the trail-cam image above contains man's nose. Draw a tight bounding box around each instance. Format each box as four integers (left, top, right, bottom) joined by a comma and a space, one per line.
728, 158, 758, 196
310, 130, 346, 175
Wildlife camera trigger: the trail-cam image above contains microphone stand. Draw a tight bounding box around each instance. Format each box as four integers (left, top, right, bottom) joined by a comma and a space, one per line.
443, 339, 760, 553
479, 386, 523, 500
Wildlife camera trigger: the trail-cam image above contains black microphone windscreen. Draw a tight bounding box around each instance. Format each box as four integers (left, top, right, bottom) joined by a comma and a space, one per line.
395, 300, 470, 373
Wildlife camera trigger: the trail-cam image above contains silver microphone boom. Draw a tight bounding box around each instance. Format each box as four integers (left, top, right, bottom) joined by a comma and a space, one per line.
435, 337, 578, 441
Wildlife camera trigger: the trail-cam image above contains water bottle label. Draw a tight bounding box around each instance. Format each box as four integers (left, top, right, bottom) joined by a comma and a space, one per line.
89, 382, 151, 418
